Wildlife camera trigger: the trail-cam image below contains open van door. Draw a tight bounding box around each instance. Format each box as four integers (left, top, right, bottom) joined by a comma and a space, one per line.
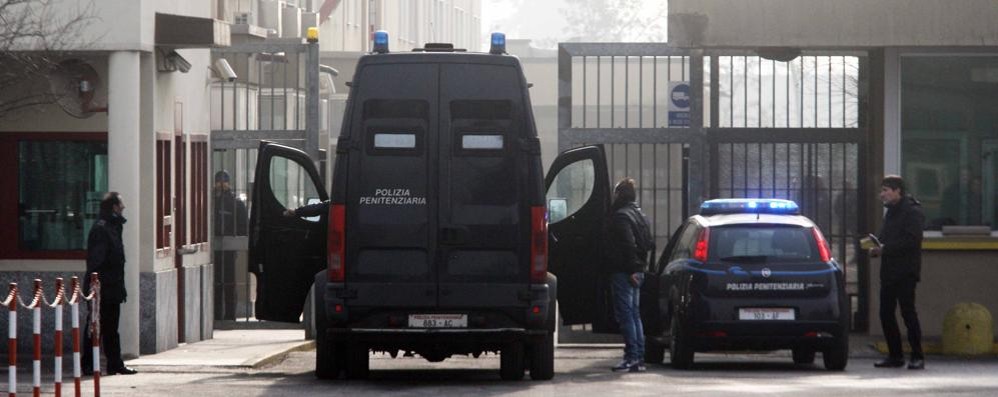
249, 141, 328, 322
544, 145, 614, 331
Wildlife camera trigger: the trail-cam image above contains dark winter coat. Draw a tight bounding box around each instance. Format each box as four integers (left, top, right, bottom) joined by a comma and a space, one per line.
607, 202, 654, 274
214, 190, 248, 236
85, 214, 128, 304
877, 196, 925, 284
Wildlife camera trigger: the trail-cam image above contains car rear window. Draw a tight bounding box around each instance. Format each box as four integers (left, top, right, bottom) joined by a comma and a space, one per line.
709, 225, 818, 262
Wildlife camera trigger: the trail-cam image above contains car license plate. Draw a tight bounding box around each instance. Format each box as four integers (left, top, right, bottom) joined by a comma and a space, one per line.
738, 308, 795, 321
408, 314, 468, 328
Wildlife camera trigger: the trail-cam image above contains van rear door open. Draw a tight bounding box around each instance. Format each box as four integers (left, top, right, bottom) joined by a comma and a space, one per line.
249, 142, 328, 322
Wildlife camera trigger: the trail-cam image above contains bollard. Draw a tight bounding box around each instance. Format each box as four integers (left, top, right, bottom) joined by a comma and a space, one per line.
0, 275, 100, 397
86, 273, 100, 397
942, 302, 994, 356
47, 279, 66, 397
5, 283, 17, 397
23, 280, 42, 397
70, 277, 82, 397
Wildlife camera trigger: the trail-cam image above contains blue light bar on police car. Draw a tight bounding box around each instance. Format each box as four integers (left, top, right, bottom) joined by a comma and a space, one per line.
490, 32, 506, 54
699, 198, 800, 215
373, 30, 389, 54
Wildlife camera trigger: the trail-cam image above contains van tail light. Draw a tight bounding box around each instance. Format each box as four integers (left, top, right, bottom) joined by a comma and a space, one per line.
530, 206, 548, 284
812, 227, 832, 263
327, 204, 346, 282
693, 227, 710, 262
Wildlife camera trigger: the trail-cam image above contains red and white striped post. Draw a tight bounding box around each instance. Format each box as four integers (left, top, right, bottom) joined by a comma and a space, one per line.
69, 277, 82, 397
4, 283, 17, 397
28, 279, 43, 397
86, 273, 100, 397
50, 278, 66, 397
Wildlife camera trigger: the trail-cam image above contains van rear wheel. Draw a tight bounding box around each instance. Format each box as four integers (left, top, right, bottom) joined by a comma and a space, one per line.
529, 332, 555, 380
345, 343, 370, 379
500, 341, 525, 381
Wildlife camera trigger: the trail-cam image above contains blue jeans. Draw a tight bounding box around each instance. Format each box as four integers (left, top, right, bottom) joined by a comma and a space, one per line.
612, 272, 645, 362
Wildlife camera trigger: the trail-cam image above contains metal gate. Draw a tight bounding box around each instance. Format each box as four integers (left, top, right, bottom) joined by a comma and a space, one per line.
558, 44, 870, 333
209, 37, 324, 328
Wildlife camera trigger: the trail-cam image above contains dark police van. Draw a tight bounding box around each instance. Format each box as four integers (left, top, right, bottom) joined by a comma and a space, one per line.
640, 199, 850, 370
249, 32, 563, 381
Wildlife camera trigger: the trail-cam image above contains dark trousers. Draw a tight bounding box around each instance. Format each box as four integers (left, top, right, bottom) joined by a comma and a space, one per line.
83, 299, 124, 370
879, 278, 923, 360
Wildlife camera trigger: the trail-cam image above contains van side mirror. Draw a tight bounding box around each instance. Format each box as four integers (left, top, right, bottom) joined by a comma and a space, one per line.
548, 198, 568, 223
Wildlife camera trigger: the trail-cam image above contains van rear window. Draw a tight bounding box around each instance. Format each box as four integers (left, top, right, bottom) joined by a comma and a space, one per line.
364, 99, 429, 120
374, 133, 417, 149
461, 134, 504, 150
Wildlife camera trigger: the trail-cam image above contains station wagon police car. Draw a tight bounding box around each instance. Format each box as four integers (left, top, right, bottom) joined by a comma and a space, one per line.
639, 199, 849, 370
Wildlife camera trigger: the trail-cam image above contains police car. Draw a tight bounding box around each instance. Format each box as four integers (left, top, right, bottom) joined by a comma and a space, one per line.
640, 199, 849, 370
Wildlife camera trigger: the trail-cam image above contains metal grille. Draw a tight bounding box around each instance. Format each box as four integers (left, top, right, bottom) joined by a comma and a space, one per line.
209, 38, 321, 328
559, 44, 871, 332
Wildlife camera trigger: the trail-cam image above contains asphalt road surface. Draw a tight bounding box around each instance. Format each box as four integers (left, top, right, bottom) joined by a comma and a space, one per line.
70, 348, 998, 396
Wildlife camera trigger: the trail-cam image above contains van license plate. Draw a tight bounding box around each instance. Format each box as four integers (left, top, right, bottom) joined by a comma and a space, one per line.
408, 314, 468, 328
738, 308, 795, 321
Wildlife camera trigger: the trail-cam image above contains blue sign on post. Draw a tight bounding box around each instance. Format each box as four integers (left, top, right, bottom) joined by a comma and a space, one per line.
668, 82, 690, 127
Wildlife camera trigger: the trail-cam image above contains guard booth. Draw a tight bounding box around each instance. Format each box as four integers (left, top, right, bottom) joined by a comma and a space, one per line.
557, 43, 871, 340
208, 34, 338, 330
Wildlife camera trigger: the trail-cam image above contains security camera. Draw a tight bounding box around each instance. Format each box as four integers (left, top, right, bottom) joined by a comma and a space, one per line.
164, 50, 192, 73
213, 58, 237, 82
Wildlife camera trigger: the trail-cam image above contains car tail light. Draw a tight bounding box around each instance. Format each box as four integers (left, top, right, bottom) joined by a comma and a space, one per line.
530, 206, 548, 284
327, 204, 346, 282
812, 227, 832, 263
693, 227, 710, 262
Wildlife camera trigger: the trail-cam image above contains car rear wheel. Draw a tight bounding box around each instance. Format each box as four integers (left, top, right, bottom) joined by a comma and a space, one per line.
792, 348, 816, 365
669, 311, 694, 369
313, 274, 343, 380
529, 332, 555, 380
500, 341, 525, 381
823, 335, 849, 371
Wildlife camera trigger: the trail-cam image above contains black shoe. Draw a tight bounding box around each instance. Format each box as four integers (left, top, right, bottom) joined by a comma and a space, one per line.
108, 366, 138, 375
873, 358, 905, 368
907, 358, 924, 370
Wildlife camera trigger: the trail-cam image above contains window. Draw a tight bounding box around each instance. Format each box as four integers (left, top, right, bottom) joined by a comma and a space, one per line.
901, 56, 998, 230
156, 135, 172, 249
546, 159, 595, 224
709, 226, 818, 262
191, 138, 209, 244
0, 133, 107, 259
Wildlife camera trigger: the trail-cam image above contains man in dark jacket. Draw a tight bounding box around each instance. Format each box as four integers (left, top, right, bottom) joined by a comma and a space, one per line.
82, 192, 137, 375
607, 178, 653, 372
870, 175, 925, 370
213, 170, 248, 320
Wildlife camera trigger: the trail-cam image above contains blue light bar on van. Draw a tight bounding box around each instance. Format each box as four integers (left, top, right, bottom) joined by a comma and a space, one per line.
373, 30, 389, 54
490, 32, 506, 54
699, 199, 800, 215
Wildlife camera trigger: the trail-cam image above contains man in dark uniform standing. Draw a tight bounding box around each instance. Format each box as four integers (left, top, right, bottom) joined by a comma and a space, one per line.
870, 175, 925, 370
82, 192, 138, 375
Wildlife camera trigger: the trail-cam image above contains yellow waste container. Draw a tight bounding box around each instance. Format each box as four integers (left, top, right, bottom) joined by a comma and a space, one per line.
941, 302, 994, 355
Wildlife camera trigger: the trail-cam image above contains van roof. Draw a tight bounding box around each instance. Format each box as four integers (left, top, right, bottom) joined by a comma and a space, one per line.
357, 52, 522, 67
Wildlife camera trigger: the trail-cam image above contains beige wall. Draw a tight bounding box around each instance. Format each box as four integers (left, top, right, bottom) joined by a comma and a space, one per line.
669, 0, 998, 47
319, 0, 481, 52
869, 250, 998, 339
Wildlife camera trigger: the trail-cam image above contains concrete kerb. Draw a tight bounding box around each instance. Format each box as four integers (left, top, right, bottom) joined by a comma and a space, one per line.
125, 329, 313, 369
